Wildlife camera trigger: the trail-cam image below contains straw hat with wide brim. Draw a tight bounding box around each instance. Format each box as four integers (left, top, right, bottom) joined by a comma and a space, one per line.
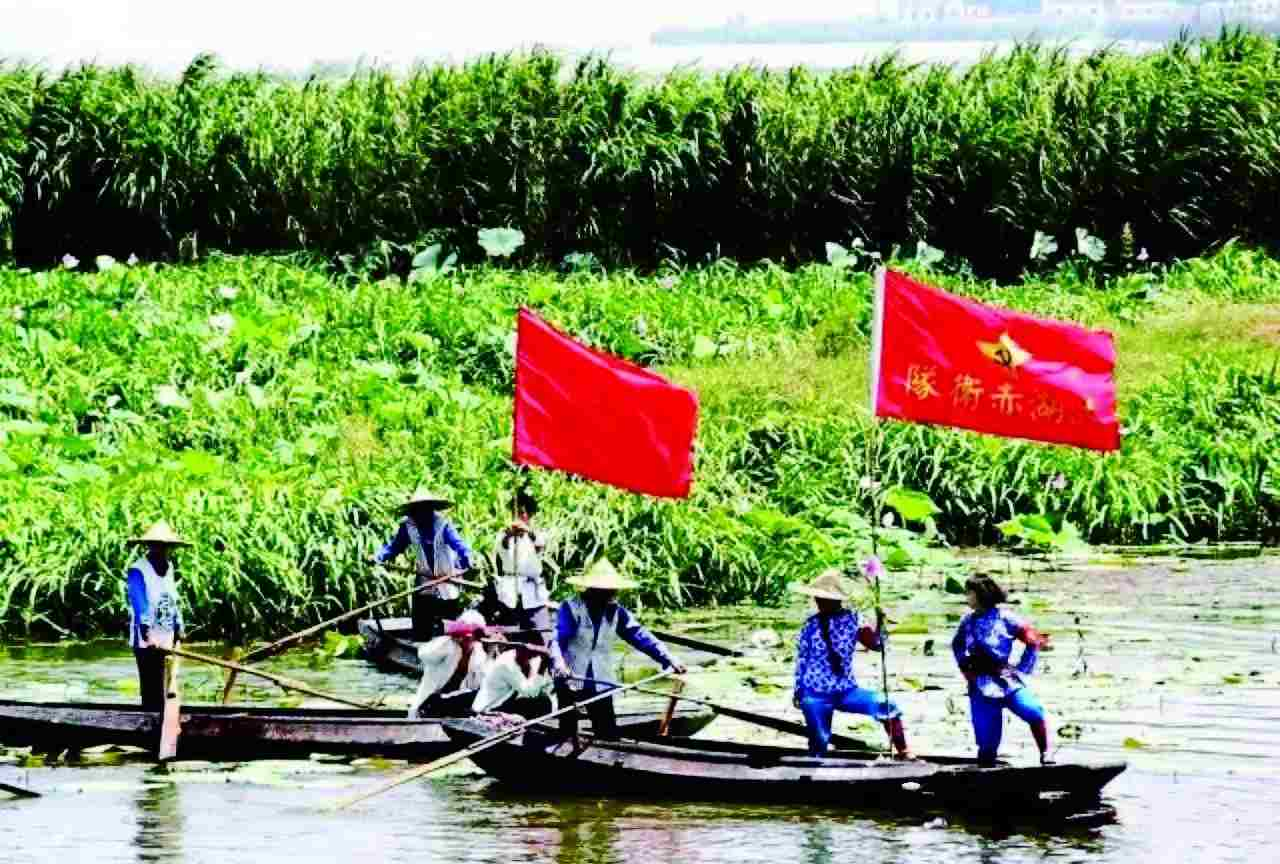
128, 520, 192, 547
567, 559, 640, 591
397, 488, 454, 512
789, 568, 850, 602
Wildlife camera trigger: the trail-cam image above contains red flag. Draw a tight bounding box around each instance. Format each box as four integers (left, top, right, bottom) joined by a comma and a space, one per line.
871, 269, 1119, 451
513, 308, 699, 498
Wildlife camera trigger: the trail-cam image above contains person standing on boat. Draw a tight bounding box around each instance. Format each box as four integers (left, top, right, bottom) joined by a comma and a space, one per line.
486, 489, 551, 642
952, 574, 1054, 766
550, 559, 686, 740
792, 569, 912, 759
374, 488, 474, 641
407, 610, 490, 718
472, 632, 554, 719
124, 521, 189, 712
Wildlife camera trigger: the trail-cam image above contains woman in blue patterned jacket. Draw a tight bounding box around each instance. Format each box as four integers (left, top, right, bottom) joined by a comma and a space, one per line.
952, 574, 1054, 766
792, 568, 911, 759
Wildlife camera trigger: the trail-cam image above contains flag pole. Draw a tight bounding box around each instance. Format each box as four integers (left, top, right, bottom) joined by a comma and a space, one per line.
868, 267, 892, 740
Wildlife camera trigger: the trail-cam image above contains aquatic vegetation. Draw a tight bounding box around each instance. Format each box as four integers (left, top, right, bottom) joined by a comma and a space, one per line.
0, 246, 1276, 638
3, 32, 1280, 278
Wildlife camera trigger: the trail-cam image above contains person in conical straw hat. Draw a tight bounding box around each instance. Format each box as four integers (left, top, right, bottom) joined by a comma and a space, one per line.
549, 558, 686, 741
124, 521, 190, 712
791, 565, 912, 759
373, 487, 474, 641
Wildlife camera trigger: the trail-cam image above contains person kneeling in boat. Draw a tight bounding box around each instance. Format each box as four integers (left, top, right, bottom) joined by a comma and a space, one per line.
472, 632, 554, 720
952, 574, 1054, 766
550, 559, 686, 740
124, 521, 189, 712
792, 568, 911, 759
374, 487, 474, 641
407, 611, 490, 718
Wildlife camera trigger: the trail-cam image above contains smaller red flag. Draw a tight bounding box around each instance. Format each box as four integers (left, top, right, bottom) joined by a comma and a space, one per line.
871, 269, 1120, 452
513, 308, 699, 498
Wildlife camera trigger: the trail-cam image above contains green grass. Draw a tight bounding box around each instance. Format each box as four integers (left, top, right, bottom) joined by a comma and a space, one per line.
0, 246, 1276, 639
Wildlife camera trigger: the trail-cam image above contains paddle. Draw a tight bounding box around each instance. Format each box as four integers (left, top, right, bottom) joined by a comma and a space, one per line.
0, 781, 40, 799
578, 677, 875, 752
220, 572, 459, 703
329, 668, 675, 811
158, 646, 182, 761
164, 646, 380, 710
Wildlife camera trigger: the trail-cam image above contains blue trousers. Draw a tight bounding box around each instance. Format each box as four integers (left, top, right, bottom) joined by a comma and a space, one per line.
969, 687, 1045, 763
798, 686, 901, 756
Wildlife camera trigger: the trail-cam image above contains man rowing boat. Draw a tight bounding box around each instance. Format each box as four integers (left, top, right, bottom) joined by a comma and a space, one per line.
550, 559, 686, 740
374, 487, 474, 641
124, 521, 190, 712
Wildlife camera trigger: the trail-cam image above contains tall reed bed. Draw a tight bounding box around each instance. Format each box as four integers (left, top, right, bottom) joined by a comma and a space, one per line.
1, 32, 1279, 278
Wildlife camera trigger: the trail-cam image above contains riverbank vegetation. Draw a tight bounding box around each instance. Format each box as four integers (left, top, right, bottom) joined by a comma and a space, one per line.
0, 244, 1276, 639
2, 31, 1280, 279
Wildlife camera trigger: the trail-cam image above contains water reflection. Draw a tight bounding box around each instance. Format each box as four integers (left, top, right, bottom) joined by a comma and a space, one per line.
132, 776, 183, 864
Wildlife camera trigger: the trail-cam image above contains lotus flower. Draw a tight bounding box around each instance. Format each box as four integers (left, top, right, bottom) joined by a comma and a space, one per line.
861, 555, 885, 583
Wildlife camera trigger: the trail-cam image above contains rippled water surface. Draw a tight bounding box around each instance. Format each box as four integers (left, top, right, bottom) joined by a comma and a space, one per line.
2, 552, 1277, 863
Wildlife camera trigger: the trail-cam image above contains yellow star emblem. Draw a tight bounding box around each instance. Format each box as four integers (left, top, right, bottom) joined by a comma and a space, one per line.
978, 332, 1032, 371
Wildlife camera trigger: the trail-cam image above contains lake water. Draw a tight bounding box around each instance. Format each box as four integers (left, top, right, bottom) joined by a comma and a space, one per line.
2, 551, 1277, 863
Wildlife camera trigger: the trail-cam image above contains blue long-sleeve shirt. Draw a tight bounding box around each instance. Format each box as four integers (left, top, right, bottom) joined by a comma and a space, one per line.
126, 566, 184, 648
952, 607, 1039, 698
555, 601, 673, 688
375, 515, 473, 572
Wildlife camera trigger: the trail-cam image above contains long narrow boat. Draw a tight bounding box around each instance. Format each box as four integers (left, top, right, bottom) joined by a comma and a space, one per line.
444, 719, 1126, 812
0, 699, 715, 762
358, 617, 424, 678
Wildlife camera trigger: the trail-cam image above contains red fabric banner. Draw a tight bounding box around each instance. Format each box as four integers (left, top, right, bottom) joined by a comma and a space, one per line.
513, 308, 699, 498
871, 269, 1120, 452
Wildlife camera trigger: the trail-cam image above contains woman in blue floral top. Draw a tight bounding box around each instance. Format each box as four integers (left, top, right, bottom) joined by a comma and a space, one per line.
792, 569, 911, 758
951, 574, 1053, 765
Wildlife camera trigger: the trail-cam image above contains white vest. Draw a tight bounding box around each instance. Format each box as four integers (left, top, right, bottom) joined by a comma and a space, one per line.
405, 516, 460, 601
493, 530, 546, 611
128, 556, 180, 648
561, 596, 621, 692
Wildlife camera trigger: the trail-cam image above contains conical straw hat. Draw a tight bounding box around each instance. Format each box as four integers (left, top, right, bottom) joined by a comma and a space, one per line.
789, 568, 849, 601
567, 558, 639, 591
397, 488, 454, 512
128, 520, 191, 547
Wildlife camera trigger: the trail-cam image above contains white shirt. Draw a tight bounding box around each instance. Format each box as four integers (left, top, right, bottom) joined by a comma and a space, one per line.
493, 527, 548, 611
471, 650, 553, 713
408, 637, 489, 718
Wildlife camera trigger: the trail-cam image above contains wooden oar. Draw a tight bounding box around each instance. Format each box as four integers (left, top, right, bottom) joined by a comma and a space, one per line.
158, 647, 182, 761
220, 572, 459, 703
329, 668, 675, 811
164, 646, 379, 710
579, 677, 875, 752
0, 781, 40, 799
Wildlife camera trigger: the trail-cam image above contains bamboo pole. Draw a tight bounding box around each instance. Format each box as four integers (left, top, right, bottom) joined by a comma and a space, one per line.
165, 646, 379, 710
329, 669, 675, 811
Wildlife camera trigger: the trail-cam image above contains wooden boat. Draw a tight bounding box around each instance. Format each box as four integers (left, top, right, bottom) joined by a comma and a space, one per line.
0, 699, 716, 762
358, 617, 728, 679
358, 617, 424, 678
443, 719, 1127, 813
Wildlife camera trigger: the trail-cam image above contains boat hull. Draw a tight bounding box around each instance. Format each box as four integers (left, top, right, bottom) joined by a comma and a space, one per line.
445, 721, 1126, 812
0, 699, 715, 762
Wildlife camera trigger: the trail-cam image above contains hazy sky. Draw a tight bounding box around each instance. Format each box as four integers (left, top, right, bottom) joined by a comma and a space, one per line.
0, 0, 867, 71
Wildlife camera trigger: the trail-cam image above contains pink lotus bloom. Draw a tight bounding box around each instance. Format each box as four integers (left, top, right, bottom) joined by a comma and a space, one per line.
861, 556, 885, 582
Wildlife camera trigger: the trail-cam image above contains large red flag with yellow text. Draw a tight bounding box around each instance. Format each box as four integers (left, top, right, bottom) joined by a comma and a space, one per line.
513, 308, 699, 498
871, 269, 1119, 451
